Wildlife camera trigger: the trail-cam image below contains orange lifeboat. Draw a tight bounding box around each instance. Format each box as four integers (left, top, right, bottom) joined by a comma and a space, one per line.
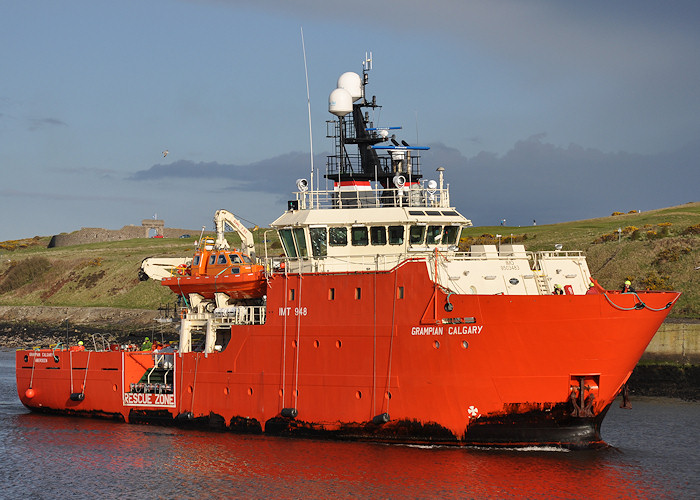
161, 244, 265, 300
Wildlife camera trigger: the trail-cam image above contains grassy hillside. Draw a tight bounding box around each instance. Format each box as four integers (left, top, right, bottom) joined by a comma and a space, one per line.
1, 202, 699, 317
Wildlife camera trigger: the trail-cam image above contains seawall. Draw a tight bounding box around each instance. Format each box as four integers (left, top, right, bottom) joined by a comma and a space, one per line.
641, 320, 700, 364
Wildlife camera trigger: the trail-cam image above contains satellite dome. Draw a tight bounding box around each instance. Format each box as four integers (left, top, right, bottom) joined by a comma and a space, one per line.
329, 88, 353, 117
337, 72, 362, 102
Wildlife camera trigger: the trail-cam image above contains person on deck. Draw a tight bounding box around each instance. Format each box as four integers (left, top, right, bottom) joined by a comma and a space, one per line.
586, 283, 600, 294
553, 284, 564, 295
621, 280, 635, 293
141, 337, 153, 351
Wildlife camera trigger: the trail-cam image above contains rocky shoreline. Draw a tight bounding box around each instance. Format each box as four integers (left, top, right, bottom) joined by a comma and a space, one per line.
0, 305, 179, 349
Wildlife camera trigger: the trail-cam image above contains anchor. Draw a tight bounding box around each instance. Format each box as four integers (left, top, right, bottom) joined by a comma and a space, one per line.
569, 376, 595, 417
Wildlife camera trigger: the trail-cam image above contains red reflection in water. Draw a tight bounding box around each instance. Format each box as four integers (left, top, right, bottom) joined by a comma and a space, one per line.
7, 413, 670, 498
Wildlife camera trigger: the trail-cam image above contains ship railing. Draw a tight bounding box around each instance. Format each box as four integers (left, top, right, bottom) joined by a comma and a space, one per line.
293, 184, 450, 210
91, 333, 110, 352
272, 254, 409, 274
212, 305, 266, 325
184, 305, 266, 325
271, 249, 587, 275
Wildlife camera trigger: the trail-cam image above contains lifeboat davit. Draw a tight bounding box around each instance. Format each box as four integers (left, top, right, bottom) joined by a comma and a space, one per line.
161, 244, 266, 300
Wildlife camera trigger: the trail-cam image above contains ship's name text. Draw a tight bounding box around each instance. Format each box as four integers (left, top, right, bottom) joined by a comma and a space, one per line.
411, 325, 483, 336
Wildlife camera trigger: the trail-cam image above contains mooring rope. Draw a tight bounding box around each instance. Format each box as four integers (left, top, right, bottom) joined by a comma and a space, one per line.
602, 291, 674, 312
81, 351, 91, 394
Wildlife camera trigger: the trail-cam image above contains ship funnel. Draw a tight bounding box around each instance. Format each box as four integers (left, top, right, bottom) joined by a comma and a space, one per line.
329, 88, 353, 117
296, 178, 309, 192
337, 72, 363, 101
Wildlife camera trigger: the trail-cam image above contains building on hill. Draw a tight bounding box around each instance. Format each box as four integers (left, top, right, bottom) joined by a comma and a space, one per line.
48, 220, 194, 247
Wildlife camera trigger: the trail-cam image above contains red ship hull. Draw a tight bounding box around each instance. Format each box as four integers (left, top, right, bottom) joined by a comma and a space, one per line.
15, 261, 679, 448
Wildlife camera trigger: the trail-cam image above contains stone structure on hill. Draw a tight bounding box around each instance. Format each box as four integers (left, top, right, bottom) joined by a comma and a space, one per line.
48, 220, 194, 247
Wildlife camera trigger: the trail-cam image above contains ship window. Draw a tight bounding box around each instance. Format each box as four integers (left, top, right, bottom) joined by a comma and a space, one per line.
193, 255, 200, 266
279, 229, 297, 258
289, 289, 295, 301
442, 210, 459, 216
355, 287, 361, 299
309, 227, 328, 257
218, 254, 227, 264
408, 210, 424, 216
409, 225, 425, 244
426, 226, 442, 244
209, 254, 217, 265
388, 226, 404, 245
397, 286, 404, 299
231, 267, 240, 274
351, 226, 369, 246
443, 226, 460, 245
329, 227, 347, 246
329, 288, 335, 300
241, 254, 251, 263
370, 226, 387, 245
293, 228, 308, 257
426, 211, 442, 216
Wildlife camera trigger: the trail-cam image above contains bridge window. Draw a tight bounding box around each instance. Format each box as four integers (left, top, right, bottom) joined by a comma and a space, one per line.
388, 226, 404, 245
293, 228, 308, 257
208, 254, 217, 265
370, 226, 386, 245
241, 254, 251, 263
193, 255, 200, 266
409, 225, 425, 245
229, 254, 242, 264
351, 226, 369, 246
443, 226, 461, 245
278, 228, 308, 258
329, 227, 347, 247
309, 227, 327, 257
218, 254, 228, 264
426, 226, 442, 244
278, 229, 297, 258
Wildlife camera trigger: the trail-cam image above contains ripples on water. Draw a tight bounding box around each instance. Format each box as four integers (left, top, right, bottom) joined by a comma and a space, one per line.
1, 351, 698, 499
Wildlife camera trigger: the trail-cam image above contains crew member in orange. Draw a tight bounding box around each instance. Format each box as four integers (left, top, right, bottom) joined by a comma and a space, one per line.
621, 280, 635, 293
553, 284, 564, 295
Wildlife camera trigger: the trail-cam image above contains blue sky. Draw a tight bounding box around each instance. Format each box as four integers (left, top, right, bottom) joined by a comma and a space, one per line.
2, 0, 699, 241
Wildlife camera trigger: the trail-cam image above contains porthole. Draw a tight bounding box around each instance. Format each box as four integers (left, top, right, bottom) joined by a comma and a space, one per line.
247, 387, 253, 396
224, 387, 230, 395
509, 278, 520, 285
385, 391, 392, 400
355, 391, 362, 399
313, 340, 320, 348
336, 340, 342, 348
434, 341, 440, 349
462, 341, 469, 349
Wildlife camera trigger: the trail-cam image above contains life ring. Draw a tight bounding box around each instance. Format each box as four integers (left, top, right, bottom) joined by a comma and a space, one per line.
175, 264, 189, 276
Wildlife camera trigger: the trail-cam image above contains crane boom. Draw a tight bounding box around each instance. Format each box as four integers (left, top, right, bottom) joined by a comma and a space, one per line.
214, 209, 255, 258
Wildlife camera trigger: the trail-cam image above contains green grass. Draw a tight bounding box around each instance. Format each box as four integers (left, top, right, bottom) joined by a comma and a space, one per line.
1, 203, 699, 317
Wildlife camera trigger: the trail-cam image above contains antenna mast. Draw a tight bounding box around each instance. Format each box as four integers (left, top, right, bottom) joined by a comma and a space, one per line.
301, 27, 314, 208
